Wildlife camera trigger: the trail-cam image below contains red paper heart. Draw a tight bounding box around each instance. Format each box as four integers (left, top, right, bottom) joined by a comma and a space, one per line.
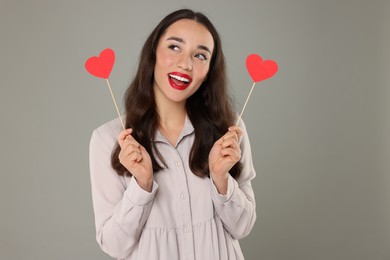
246, 54, 278, 83
85, 48, 115, 79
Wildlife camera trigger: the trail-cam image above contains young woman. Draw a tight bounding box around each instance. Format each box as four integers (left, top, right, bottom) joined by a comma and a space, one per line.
89, 9, 256, 260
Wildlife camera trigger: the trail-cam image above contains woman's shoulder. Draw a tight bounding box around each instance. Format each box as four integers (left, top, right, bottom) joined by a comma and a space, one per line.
90, 116, 124, 149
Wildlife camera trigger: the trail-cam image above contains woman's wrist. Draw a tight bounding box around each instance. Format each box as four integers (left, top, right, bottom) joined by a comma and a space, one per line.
135, 175, 154, 193
210, 172, 228, 195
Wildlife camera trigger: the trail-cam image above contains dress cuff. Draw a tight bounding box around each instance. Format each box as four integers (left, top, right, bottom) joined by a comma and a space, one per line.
211, 174, 236, 203
124, 177, 158, 206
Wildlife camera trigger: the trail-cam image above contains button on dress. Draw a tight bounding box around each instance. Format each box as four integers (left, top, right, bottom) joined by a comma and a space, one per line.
89, 115, 257, 260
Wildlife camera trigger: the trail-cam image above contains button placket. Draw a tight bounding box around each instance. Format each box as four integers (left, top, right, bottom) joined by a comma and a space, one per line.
172, 149, 195, 259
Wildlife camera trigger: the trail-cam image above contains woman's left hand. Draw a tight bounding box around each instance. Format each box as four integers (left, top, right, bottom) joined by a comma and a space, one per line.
209, 126, 242, 178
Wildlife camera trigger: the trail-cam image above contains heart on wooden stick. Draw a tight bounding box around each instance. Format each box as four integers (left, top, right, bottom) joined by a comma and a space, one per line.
85, 48, 125, 129
236, 53, 278, 125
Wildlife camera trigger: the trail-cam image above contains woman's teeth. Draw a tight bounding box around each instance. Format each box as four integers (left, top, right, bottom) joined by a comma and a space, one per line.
169, 74, 190, 83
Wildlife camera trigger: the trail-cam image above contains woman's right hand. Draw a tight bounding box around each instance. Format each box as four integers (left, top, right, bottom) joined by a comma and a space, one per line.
118, 129, 154, 192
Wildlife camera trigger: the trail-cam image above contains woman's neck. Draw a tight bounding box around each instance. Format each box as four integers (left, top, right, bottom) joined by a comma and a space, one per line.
155, 96, 187, 146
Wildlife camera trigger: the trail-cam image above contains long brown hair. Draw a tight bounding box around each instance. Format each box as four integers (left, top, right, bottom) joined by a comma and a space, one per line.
111, 9, 242, 179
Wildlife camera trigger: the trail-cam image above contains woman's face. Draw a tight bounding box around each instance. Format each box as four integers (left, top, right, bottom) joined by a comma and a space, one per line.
153, 19, 214, 105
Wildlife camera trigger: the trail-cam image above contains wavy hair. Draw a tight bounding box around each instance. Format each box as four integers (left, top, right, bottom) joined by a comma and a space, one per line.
111, 9, 242, 179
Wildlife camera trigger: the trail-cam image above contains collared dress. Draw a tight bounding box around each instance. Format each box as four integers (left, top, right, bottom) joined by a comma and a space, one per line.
89, 115, 257, 260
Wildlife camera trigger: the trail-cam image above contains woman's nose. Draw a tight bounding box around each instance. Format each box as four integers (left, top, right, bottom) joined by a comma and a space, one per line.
176, 55, 192, 71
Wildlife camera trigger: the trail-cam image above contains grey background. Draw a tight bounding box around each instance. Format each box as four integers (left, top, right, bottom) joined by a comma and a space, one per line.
0, 0, 389, 259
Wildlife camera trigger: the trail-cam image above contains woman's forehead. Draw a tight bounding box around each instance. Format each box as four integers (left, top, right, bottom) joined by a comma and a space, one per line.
161, 19, 214, 51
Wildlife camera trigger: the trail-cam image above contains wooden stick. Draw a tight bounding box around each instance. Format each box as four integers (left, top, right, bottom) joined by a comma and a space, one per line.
236, 82, 256, 125
105, 78, 125, 130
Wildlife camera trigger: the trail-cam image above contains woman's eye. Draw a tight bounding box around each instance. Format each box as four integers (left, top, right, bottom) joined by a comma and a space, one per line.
195, 53, 207, 61
169, 45, 180, 51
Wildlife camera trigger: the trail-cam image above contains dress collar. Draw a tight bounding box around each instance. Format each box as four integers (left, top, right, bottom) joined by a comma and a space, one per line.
154, 114, 194, 147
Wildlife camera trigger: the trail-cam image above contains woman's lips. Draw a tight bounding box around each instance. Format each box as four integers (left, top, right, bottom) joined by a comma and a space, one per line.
168, 72, 192, 90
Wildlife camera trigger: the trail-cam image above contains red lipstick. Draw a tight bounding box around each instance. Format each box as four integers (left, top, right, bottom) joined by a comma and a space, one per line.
168, 72, 192, 90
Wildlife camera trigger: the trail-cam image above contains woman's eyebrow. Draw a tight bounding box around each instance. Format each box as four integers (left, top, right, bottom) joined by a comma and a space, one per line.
167, 36, 185, 43
197, 45, 211, 54
166, 36, 212, 54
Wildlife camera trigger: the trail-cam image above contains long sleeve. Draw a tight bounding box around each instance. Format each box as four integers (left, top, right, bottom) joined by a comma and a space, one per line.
211, 119, 257, 240
89, 128, 158, 259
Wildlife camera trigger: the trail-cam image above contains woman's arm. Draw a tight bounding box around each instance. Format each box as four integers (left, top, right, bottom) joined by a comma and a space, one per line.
210, 119, 257, 240
89, 128, 158, 259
